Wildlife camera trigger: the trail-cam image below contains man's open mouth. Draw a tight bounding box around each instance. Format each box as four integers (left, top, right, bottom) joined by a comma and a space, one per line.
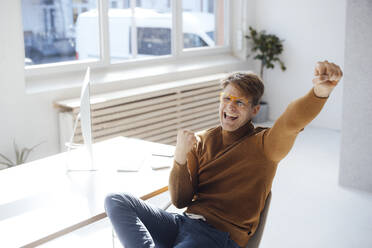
224, 112, 238, 121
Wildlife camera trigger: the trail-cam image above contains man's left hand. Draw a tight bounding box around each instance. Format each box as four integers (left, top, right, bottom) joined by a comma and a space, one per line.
312, 60, 343, 97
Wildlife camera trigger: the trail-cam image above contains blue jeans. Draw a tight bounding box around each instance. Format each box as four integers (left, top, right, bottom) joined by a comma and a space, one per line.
104, 193, 240, 248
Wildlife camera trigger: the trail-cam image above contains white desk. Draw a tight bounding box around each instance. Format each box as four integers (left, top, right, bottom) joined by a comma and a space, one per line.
0, 137, 174, 248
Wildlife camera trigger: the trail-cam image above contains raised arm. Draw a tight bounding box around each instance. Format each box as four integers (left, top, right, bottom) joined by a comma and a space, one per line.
262, 60, 343, 162
169, 130, 200, 208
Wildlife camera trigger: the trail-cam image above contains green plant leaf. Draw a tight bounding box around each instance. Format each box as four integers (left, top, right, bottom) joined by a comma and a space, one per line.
245, 26, 286, 75
13, 140, 21, 165
22, 141, 45, 164
0, 153, 15, 167
279, 60, 287, 71
4, 140, 45, 166
22, 148, 32, 164
19, 148, 29, 164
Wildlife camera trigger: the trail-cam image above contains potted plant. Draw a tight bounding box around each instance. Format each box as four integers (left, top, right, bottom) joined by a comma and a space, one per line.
0, 140, 43, 170
245, 26, 286, 123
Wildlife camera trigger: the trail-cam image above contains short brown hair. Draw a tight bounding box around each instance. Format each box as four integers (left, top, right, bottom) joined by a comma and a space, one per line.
221, 72, 264, 106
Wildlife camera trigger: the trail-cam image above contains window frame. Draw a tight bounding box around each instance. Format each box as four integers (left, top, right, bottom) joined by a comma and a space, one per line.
23, 0, 231, 77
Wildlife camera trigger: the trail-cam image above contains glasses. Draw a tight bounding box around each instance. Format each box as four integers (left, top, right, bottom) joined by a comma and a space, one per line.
219, 92, 252, 108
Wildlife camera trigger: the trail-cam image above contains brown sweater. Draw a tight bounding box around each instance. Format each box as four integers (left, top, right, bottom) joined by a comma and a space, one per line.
169, 88, 328, 247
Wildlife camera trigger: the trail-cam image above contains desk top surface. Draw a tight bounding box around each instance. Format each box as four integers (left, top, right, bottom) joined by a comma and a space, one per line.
0, 137, 174, 248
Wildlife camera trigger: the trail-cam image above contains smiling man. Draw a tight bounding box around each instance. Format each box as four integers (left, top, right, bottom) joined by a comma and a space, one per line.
105, 60, 343, 248
219, 76, 262, 132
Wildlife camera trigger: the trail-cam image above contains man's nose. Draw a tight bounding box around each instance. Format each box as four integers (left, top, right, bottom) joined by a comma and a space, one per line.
226, 101, 237, 110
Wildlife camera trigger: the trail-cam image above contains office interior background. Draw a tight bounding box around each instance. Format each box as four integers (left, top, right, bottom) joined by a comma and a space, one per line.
0, 0, 371, 247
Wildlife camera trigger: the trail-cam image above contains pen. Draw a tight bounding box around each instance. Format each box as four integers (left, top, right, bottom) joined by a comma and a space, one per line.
151, 153, 174, 158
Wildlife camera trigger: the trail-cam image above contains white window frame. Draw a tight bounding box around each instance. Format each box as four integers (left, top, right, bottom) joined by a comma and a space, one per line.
24, 0, 231, 77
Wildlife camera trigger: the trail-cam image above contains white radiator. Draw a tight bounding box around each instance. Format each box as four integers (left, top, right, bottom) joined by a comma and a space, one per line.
55, 73, 226, 151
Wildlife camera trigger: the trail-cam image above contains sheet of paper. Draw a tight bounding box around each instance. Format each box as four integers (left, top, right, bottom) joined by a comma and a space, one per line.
145, 154, 173, 170
115, 154, 145, 172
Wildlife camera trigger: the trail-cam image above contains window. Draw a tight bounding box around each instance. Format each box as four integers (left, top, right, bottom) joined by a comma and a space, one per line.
182, 0, 226, 50
183, 33, 207, 49
108, 2, 172, 62
21, 0, 99, 66
137, 28, 171, 56
21, 0, 229, 68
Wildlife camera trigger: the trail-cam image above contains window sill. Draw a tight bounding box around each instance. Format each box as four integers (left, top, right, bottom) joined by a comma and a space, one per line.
25, 53, 247, 95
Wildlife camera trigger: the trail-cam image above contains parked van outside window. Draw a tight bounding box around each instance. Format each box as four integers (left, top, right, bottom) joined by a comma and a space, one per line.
75, 8, 215, 62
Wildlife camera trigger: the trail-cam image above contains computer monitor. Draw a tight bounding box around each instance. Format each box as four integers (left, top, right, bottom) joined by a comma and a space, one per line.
80, 67, 95, 170
66, 67, 95, 171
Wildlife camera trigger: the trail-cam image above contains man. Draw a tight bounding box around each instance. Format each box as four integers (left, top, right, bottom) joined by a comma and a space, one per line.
105, 60, 343, 248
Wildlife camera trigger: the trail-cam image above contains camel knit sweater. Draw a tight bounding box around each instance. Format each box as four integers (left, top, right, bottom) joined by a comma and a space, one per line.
168, 88, 328, 247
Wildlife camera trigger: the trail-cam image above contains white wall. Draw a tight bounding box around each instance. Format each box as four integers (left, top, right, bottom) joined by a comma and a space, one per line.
250, 0, 346, 130
0, 1, 42, 167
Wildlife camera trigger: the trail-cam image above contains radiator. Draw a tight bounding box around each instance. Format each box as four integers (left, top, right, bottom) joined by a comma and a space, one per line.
55, 73, 227, 151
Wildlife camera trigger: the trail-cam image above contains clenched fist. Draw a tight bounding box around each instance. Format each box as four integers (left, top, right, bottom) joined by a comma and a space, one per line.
313, 60, 343, 97
174, 129, 197, 165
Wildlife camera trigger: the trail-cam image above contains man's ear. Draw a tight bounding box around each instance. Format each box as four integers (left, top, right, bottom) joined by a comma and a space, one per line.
251, 104, 261, 117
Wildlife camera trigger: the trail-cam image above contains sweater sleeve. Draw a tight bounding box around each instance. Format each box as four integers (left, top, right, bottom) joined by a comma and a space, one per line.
262, 88, 328, 162
168, 140, 201, 208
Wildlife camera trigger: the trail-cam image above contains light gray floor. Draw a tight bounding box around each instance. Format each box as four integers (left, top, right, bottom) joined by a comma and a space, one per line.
41, 125, 372, 247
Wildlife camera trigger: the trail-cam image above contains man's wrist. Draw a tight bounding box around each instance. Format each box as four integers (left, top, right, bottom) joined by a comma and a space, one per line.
174, 158, 187, 166
174, 152, 187, 165
313, 87, 330, 98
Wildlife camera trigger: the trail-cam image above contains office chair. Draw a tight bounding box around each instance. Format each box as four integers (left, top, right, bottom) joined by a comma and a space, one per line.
245, 191, 272, 248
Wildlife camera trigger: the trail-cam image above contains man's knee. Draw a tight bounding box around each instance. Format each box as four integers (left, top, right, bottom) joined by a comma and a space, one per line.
104, 193, 135, 213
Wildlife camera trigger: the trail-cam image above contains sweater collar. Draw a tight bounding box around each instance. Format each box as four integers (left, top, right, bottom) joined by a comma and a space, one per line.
221, 120, 255, 146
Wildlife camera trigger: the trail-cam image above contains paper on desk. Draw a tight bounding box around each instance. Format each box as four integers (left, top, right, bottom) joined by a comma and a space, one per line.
145, 155, 173, 170
151, 146, 175, 157
115, 154, 145, 172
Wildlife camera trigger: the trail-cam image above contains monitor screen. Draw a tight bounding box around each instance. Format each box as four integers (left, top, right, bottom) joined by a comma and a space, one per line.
78, 67, 95, 170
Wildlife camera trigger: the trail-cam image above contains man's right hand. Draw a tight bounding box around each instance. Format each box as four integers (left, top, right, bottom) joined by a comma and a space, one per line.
174, 129, 197, 165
